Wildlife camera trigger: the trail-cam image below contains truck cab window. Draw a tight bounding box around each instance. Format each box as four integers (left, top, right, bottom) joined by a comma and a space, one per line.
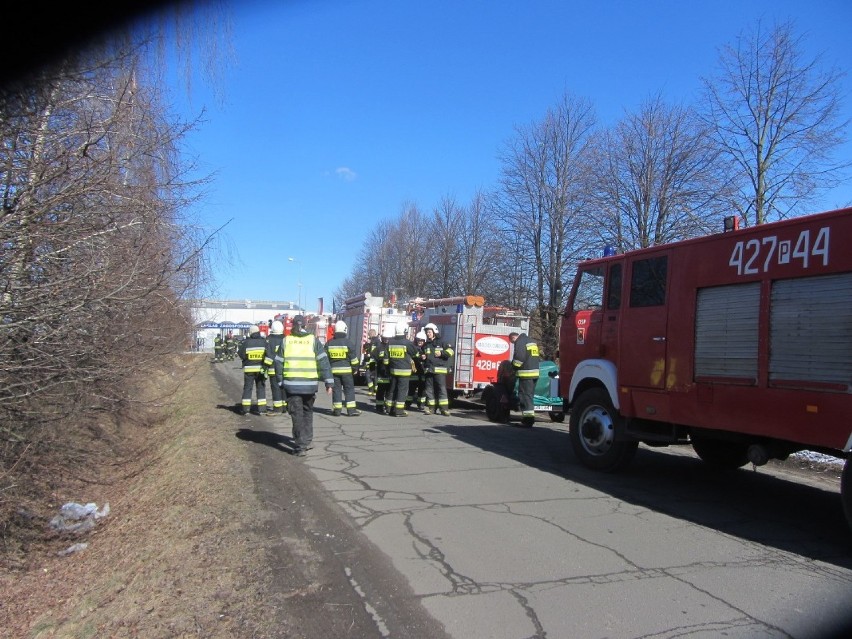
630, 256, 667, 307
607, 263, 622, 310
572, 267, 605, 311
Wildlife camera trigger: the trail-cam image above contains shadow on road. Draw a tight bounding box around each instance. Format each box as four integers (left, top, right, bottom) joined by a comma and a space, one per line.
235, 428, 295, 453
435, 422, 852, 569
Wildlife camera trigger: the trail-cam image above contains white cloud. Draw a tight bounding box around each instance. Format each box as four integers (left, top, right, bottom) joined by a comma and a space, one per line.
335, 167, 357, 182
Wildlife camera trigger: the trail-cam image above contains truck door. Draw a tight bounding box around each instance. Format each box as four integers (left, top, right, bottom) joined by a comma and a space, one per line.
564, 265, 606, 361
618, 254, 669, 389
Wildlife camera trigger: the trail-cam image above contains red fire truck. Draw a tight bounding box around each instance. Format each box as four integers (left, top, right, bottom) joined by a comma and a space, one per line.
414, 296, 530, 396
559, 207, 852, 528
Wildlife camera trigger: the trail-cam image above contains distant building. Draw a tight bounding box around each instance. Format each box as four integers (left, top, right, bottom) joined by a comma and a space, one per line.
190, 299, 300, 350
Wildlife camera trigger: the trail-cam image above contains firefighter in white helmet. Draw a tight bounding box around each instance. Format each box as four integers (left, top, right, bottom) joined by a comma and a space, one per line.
371, 324, 394, 414
422, 322, 453, 415
324, 320, 361, 416
387, 322, 419, 416
238, 325, 268, 415
262, 320, 287, 414
407, 330, 428, 410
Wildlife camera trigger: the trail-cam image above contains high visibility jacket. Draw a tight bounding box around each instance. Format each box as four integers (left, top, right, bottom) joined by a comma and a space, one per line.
273, 331, 333, 394
424, 339, 454, 375
238, 333, 268, 374
388, 336, 419, 376
325, 334, 359, 376
511, 333, 540, 378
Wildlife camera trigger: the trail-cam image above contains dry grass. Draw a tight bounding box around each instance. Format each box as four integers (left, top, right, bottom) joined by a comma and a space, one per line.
0, 354, 278, 638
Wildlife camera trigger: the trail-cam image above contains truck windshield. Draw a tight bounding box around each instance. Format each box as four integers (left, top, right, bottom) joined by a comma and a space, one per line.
572, 267, 605, 311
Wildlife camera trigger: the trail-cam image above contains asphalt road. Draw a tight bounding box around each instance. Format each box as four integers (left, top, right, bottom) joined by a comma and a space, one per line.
215, 361, 852, 639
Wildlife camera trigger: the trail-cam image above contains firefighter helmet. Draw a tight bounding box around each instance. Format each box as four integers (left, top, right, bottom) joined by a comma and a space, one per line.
271, 320, 284, 335
291, 315, 306, 332
415, 331, 426, 341
249, 325, 260, 335
381, 324, 395, 339
334, 320, 348, 334
424, 322, 438, 333
395, 323, 407, 336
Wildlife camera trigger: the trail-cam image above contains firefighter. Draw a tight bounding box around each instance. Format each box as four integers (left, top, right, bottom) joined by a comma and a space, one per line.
363, 328, 380, 395
237, 325, 268, 416
273, 315, 333, 456
371, 326, 393, 414
325, 320, 361, 416
406, 330, 427, 410
422, 323, 453, 416
262, 320, 287, 414
387, 322, 419, 417
213, 334, 224, 362
224, 332, 237, 360
509, 331, 540, 427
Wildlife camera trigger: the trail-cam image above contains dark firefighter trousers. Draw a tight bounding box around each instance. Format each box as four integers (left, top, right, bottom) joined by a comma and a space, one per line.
241, 372, 267, 413
332, 373, 357, 412
287, 393, 316, 452
424, 372, 449, 410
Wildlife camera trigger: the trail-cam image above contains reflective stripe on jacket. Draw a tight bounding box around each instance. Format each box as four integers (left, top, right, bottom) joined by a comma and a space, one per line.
388, 336, 418, 376
325, 335, 359, 376
511, 333, 540, 378
424, 339, 453, 375
238, 334, 267, 374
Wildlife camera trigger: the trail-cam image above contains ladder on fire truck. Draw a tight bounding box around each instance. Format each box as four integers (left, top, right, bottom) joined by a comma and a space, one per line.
453, 307, 478, 390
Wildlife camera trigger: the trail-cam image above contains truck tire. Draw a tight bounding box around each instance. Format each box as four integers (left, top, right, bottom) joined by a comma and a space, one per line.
841, 460, 852, 532
569, 388, 638, 472
482, 385, 509, 423
690, 437, 749, 469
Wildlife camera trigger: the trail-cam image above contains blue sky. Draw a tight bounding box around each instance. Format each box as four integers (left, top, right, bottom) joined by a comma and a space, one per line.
172, 0, 852, 310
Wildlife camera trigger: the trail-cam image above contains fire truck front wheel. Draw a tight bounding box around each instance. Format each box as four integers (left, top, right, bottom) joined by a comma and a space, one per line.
570, 388, 637, 472
841, 460, 852, 532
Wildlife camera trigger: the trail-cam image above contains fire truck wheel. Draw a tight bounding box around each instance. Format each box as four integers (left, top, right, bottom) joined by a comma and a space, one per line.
482, 385, 509, 423
841, 460, 852, 532
690, 437, 749, 469
569, 388, 637, 472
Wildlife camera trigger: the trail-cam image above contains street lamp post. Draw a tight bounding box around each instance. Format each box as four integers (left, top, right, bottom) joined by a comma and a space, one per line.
288, 257, 302, 311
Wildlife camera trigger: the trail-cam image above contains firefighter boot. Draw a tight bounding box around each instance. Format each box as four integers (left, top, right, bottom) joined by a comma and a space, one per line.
348, 408, 362, 416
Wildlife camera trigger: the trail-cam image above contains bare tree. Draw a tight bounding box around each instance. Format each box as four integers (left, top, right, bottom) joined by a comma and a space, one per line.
0, 31, 224, 530
421, 195, 466, 299
457, 190, 501, 297
493, 92, 596, 356
590, 95, 726, 252
702, 20, 849, 225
